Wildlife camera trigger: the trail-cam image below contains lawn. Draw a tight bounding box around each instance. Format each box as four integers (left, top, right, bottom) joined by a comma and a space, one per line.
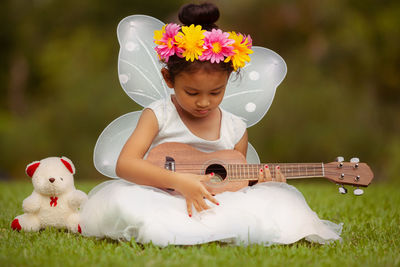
0, 179, 399, 267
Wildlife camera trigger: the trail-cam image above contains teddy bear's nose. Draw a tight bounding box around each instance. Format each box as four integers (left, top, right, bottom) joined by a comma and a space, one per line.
49, 178, 55, 183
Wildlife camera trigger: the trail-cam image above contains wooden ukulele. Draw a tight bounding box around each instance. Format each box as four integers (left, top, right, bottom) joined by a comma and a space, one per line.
146, 142, 374, 195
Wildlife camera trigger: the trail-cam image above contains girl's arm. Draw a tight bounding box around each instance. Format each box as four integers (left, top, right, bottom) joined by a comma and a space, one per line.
116, 109, 218, 216
116, 108, 177, 188
234, 130, 248, 157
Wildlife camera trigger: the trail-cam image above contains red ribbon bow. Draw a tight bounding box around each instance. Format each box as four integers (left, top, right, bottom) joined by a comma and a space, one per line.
50, 196, 58, 207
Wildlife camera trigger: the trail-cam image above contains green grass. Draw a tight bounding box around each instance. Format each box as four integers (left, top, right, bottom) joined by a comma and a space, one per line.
1, 179, 399, 267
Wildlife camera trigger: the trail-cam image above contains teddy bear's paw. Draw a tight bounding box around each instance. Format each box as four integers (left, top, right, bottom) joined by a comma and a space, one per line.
65, 213, 82, 234
66, 224, 81, 234
22, 194, 41, 213
11, 219, 21, 231
69, 190, 88, 209
13, 214, 41, 231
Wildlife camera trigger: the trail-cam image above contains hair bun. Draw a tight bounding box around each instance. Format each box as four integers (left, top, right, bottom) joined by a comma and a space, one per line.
178, 2, 220, 30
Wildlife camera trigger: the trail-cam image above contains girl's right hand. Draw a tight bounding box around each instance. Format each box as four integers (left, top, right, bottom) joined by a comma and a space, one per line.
174, 173, 219, 217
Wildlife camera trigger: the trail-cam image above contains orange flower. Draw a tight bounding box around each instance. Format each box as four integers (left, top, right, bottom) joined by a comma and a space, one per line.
224, 32, 253, 70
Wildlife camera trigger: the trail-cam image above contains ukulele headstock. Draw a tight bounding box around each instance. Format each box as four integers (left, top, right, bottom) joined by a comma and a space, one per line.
324, 157, 374, 195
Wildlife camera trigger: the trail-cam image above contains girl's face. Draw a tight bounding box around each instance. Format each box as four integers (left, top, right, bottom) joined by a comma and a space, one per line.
162, 68, 230, 119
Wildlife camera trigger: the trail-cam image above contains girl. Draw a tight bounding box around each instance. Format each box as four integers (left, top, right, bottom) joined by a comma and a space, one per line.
80, 3, 342, 246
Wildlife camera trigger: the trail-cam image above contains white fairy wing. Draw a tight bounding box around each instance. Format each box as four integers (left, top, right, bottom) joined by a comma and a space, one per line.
94, 111, 142, 178
221, 46, 287, 127
95, 15, 169, 178
246, 142, 260, 164
117, 15, 170, 107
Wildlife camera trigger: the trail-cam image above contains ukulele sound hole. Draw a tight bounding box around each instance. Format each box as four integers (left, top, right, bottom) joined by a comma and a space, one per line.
205, 164, 227, 183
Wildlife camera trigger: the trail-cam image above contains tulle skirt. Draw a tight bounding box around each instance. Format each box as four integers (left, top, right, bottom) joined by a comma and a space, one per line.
80, 180, 342, 247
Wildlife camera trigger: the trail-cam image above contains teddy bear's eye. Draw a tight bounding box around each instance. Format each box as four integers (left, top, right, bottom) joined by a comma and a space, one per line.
60, 177, 64, 181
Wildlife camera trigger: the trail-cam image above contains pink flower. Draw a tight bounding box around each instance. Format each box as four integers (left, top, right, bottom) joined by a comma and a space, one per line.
243, 34, 253, 49
199, 29, 235, 63
154, 23, 183, 61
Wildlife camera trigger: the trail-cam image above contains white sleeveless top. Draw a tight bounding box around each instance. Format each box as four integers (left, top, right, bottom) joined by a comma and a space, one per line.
146, 96, 247, 153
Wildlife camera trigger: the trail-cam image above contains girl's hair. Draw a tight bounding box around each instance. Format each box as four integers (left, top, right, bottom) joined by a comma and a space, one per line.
165, 2, 234, 83
178, 2, 219, 31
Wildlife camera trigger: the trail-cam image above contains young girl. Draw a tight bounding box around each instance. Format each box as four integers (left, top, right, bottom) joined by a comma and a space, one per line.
80, 3, 342, 246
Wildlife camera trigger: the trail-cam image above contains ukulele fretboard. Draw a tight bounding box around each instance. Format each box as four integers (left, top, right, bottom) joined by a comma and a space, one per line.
227, 163, 324, 180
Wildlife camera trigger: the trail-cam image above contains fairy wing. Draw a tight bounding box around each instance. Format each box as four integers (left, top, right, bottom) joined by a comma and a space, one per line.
117, 15, 170, 106
94, 16, 285, 178
95, 15, 170, 178
221, 46, 287, 127
94, 111, 142, 178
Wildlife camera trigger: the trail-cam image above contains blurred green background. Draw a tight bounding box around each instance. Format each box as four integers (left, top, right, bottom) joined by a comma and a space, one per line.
1, 0, 399, 182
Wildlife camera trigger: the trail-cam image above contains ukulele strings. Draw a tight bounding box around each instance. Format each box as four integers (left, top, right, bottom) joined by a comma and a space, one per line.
160, 164, 362, 179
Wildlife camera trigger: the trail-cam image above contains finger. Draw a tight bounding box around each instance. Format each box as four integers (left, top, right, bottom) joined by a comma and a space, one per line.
201, 172, 215, 182
264, 165, 272, 181
273, 166, 280, 181
276, 166, 286, 182
198, 198, 211, 211
258, 167, 265, 183
193, 200, 203, 212
186, 200, 193, 217
204, 191, 220, 206
275, 165, 283, 182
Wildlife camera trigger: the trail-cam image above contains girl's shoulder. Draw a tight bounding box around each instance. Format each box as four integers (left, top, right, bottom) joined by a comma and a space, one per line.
146, 98, 170, 111
145, 97, 175, 130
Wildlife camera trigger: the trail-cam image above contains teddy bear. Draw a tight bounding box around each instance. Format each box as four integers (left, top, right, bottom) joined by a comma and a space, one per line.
11, 156, 88, 233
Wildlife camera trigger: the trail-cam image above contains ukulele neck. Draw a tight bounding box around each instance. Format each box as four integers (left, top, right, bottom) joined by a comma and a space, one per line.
227, 163, 324, 180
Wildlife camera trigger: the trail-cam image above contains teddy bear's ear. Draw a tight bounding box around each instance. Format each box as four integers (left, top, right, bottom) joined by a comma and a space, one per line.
26, 161, 40, 178
60, 156, 75, 174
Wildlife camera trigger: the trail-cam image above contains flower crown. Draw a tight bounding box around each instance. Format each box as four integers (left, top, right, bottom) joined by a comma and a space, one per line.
154, 23, 253, 71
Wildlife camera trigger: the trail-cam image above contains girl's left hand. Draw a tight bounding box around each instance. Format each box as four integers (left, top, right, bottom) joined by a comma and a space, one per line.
257, 165, 286, 183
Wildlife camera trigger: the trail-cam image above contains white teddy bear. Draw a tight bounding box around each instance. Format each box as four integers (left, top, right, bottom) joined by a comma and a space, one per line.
11, 156, 88, 233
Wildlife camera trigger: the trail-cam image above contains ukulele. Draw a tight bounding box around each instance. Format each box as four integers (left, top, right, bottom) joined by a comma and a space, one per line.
146, 142, 374, 195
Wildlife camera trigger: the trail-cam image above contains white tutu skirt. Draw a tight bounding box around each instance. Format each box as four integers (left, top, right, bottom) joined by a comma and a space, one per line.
80, 180, 342, 246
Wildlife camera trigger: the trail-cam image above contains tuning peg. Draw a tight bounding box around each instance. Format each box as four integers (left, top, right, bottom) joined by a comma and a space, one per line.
336, 156, 345, 168
350, 157, 360, 169
338, 185, 347, 194
335, 156, 344, 162
353, 187, 364, 196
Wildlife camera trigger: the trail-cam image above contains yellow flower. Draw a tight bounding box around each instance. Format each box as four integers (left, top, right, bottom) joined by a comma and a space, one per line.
153, 25, 166, 45
224, 32, 253, 70
175, 24, 206, 62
